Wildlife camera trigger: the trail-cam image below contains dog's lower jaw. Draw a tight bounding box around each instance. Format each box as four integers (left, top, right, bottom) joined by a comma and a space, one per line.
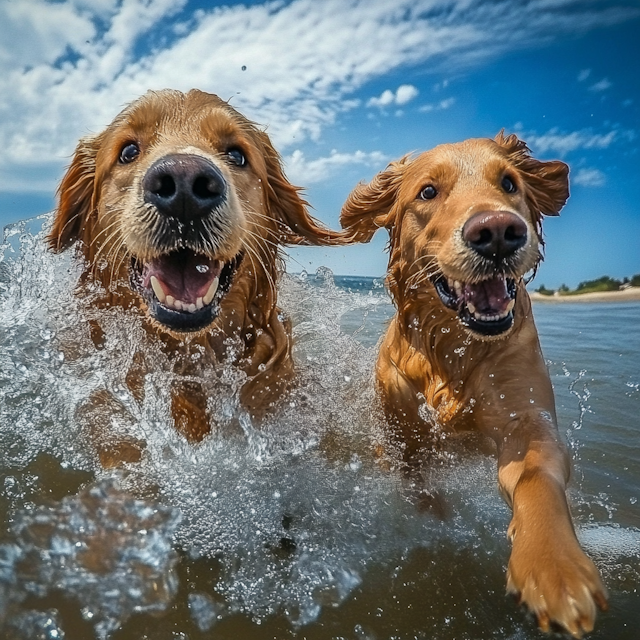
130, 251, 243, 333
431, 274, 519, 339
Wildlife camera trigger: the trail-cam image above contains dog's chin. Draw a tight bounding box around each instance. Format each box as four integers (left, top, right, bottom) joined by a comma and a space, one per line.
431, 273, 518, 340
129, 248, 243, 333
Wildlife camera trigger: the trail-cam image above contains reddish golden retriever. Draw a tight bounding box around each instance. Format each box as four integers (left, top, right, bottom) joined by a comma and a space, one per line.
340, 133, 607, 637
48, 89, 347, 465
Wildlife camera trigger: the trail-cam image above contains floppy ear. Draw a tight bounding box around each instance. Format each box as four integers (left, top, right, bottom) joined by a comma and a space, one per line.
339, 159, 407, 243
48, 133, 103, 252
495, 131, 569, 218
258, 132, 349, 246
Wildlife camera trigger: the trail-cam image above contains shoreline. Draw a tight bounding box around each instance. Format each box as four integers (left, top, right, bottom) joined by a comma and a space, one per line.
528, 287, 640, 303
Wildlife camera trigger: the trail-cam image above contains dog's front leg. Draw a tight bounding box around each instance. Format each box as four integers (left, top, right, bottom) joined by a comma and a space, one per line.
469, 324, 608, 636
495, 416, 607, 637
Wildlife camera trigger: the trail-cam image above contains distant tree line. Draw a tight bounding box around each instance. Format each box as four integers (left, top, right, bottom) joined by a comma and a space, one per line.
535, 274, 640, 296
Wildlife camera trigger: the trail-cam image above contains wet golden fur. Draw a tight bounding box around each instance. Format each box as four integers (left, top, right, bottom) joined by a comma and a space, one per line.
48, 89, 348, 462
341, 133, 607, 637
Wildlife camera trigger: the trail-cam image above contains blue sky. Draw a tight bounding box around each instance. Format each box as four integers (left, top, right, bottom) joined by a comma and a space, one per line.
0, 0, 638, 288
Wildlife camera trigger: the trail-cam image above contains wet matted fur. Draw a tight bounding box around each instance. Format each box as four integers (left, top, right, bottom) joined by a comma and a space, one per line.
340, 133, 607, 637
48, 88, 348, 464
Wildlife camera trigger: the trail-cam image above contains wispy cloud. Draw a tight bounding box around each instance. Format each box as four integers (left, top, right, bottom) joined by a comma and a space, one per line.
589, 78, 613, 92
572, 167, 606, 187
0, 0, 637, 193
368, 85, 419, 108
419, 97, 456, 113
577, 68, 591, 82
523, 127, 632, 156
285, 149, 387, 185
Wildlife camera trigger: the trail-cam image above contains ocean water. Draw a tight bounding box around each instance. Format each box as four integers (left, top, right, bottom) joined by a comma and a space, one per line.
0, 217, 638, 639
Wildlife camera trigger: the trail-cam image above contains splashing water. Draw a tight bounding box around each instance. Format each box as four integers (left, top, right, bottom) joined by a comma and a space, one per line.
0, 217, 639, 639
1, 477, 180, 640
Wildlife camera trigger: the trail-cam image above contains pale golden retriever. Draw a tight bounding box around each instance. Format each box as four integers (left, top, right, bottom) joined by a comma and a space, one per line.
340, 133, 607, 637
48, 88, 347, 465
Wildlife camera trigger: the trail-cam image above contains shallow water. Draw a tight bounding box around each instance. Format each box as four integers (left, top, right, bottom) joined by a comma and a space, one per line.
0, 217, 638, 639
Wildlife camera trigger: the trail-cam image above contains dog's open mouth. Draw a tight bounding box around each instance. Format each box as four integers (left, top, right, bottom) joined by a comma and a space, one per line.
130, 249, 242, 332
432, 274, 517, 337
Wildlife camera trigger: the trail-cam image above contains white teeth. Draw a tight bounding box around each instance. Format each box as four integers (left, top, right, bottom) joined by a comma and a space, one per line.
159, 291, 210, 313
467, 301, 476, 315
162, 295, 202, 313
150, 276, 166, 303
453, 280, 463, 297
506, 299, 515, 312
471, 309, 511, 322
203, 276, 219, 306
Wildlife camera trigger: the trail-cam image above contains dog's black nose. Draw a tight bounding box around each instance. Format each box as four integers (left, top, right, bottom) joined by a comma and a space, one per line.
143, 154, 227, 220
462, 211, 528, 260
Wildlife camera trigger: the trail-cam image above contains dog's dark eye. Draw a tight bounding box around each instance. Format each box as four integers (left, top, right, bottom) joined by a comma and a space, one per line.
419, 185, 437, 200
119, 143, 140, 164
227, 148, 247, 167
502, 175, 517, 194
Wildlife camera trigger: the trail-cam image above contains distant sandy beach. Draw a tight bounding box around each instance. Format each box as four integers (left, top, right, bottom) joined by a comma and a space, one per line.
529, 287, 640, 303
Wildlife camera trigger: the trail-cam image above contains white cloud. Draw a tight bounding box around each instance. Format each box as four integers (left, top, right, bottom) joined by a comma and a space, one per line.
524, 127, 624, 156
395, 84, 420, 105
0, 0, 637, 193
368, 84, 419, 108
368, 89, 395, 108
577, 68, 591, 82
0, 1, 99, 68
572, 167, 606, 187
419, 97, 456, 113
589, 78, 612, 92
285, 149, 387, 184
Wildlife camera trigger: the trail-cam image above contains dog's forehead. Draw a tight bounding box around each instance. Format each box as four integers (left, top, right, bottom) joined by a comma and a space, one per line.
108, 90, 255, 148
412, 138, 507, 178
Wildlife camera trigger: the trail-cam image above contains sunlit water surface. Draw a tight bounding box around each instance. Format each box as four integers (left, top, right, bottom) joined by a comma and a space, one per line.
0, 217, 638, 639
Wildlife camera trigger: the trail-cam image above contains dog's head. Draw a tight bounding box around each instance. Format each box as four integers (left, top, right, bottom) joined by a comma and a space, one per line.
341, 133, 569, 339
49, 89, 343, 334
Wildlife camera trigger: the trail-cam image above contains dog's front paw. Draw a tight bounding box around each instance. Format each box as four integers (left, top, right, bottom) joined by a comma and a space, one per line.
506, 519, 608, 637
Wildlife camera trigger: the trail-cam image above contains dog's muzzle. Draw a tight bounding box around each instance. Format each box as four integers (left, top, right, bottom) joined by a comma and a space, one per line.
431, 211, 528, 337
129, 154, 242, 332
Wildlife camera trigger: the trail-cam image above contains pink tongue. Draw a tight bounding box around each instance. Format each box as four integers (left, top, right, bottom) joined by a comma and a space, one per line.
142, 252, 221, 303
463, 277, 511, 314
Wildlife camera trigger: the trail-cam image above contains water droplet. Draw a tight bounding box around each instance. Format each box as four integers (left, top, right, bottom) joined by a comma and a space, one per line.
196, 264, 209, 273
241, 65, 247, 71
